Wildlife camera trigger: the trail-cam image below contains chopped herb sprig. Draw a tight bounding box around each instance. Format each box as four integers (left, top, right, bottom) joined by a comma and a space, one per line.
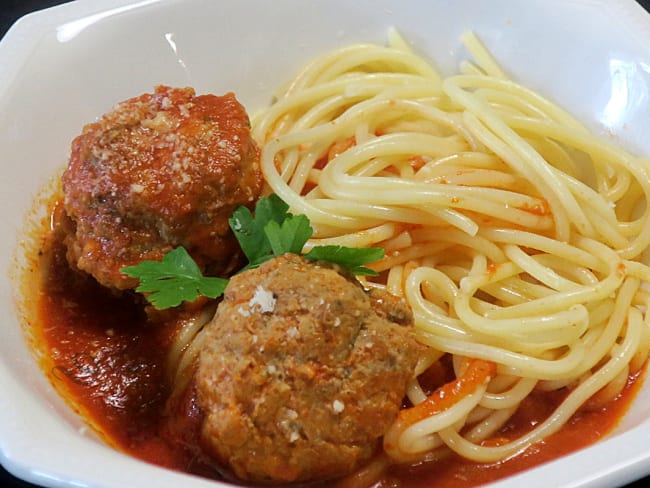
122, 194, 384, 309
121, 246, 228, 309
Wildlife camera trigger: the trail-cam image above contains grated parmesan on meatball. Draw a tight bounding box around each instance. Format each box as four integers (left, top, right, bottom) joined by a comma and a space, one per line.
61, 85, 262, 290
195, 253, 422, 484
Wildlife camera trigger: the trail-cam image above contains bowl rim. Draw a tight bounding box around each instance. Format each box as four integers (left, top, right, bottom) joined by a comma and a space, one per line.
3, 1, 650, 487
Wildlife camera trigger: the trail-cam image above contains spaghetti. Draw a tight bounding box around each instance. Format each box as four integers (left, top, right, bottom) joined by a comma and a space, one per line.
250, 30, 650, 466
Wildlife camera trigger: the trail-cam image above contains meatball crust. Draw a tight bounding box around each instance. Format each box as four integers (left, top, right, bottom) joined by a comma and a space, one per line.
195, 254, 421, 484
62, 85, 262, 290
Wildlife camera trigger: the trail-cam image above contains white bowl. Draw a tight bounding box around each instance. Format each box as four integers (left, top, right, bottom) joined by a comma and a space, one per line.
3, 0, 650, 487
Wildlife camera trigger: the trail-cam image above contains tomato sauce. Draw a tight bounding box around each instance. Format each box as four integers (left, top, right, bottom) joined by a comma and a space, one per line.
36, 231, 188, 469
385, 377, 643, 487
27, 221, 645, 488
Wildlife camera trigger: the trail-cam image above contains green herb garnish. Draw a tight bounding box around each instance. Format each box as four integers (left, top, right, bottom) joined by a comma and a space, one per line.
122, 194, 383, 309
304, 245, 383, 276
228, 193, 309, 268
121, 247, 228, 309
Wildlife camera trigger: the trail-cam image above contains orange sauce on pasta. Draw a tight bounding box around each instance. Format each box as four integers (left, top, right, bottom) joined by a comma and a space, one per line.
385, 375, 643, 487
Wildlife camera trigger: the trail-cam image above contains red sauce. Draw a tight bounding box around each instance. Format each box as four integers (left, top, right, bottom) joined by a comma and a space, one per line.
515, 199, 551, 216
385, 377, 643, 487
27, 219, 645, 488
36, 232, 188, 470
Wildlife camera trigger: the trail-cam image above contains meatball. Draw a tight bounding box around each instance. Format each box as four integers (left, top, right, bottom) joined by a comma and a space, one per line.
61, 85, 262, 290
195, 253, 421, 484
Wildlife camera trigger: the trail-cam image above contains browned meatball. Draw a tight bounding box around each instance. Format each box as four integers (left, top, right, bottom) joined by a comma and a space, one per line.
195, 253, 421, 484
61, 85, 262, 290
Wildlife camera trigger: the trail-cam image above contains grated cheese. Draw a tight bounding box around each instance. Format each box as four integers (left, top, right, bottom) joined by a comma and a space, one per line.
332, 400, 345, 413
249, 285, 276, 313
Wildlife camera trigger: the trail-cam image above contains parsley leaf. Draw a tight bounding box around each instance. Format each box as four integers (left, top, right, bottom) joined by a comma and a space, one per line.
304, 245, 383, 276
121, 247, 228, 309
229, 194, 291, 266
121, 194, 385, 310
264, 214, 313, 257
